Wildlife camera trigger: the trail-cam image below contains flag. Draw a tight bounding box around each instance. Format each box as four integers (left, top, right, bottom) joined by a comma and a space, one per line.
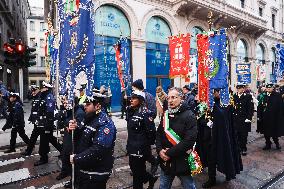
197, 29, 229, 107
276, 44, 284, 82
58, 0, 95, 99
169, 34, 190, 78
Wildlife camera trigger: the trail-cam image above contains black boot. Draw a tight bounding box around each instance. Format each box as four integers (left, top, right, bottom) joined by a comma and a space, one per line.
21, 150, 32, 156
241, 149, 247, 156
4, 149, 16, 153
147, 175, 158, 189
202, 178, 216, 188
34, 159, 48, 166
64, 181, 71, 188
275, 143, 281, 150
56, 172, 69, 180
262, 144, 271, 150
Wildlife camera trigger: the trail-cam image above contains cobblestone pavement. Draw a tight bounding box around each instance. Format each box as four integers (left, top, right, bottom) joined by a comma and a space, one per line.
0, 104, 283, 188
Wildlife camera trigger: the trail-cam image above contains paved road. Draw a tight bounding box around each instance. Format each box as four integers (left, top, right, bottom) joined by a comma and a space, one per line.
0, 104, 284, 188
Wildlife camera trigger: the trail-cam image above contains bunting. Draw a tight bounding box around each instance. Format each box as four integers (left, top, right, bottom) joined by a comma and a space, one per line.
276, 44, 284, 82
169, 34, 190, 78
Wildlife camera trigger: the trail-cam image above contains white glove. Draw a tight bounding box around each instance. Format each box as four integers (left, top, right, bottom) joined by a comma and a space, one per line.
207, 120, 213, 128
245, 119, 251, 123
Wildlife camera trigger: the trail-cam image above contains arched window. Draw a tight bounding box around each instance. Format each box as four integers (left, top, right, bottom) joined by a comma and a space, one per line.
237, 39, 248, 62
190, 26, 204, 55
146, 16, 172, 95
256, 43, 265, 63
271, 47, 276, 76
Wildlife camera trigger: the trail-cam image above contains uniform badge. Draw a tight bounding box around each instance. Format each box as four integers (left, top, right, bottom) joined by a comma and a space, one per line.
104, 128, 110, 135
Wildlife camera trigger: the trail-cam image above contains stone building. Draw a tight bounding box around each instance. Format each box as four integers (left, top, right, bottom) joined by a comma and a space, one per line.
44, 0, 284, 109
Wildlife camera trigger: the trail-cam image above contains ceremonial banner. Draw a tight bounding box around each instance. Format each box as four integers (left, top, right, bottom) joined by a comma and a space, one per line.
276, 44, 284, 82
169, 34, 190, 78
114, 38, 131, 90
58, 0, 95, 99
197, 29, 229, 107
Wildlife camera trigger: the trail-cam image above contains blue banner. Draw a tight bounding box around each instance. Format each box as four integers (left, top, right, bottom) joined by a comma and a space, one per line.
236, 64, 250, 75
58, 0, 95, 99
276, 44, 284, 82
120, 38, 131, 88
237, 74, 251, 84
208, 28, 229, 107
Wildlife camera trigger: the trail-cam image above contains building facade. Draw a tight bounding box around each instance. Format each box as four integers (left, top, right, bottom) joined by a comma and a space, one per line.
44, 0, 284, 109
27, 6, 47, 88
0, 0, 30, 93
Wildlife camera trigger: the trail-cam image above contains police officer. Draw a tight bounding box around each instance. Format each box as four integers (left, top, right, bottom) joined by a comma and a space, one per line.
34, 81, 62, 166
232, 83, 254, 156
69, 95, 116, 189
22, 86, 41, 156
4, 92, 30, 153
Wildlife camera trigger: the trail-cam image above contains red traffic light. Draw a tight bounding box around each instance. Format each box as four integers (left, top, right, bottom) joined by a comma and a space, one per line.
4, 43, 14, 53
15, 43, 25, 54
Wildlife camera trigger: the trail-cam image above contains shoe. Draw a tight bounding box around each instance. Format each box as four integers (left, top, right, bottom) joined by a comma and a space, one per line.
276, 144, 281, 150
226, 176, 235, 181
34, 159, 48, 166
262, 145, 271, 150
147, 176, 158, 189
4, 149, 16, 153
21, 150, 32, 156
56, 173, 68, 180
64, 181, 71, 188
241, 150, 247, 156
202, 178, 216, 188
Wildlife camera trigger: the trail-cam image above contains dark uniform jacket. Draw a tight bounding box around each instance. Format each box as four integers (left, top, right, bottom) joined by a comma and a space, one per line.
38, 91, 56, 130
28, 92, 41, 125
3, 100, 25, 130
74, 110, 116, 180
126, 106, 156, 156
232, 93, 253, 133
156, 103, 197, 176
257, 91, 284, 137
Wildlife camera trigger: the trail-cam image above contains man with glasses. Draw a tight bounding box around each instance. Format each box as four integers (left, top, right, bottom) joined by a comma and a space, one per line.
156, 87, 197, 189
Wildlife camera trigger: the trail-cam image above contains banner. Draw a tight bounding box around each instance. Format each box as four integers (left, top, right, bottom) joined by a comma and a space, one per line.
197, 29, 229, 107
276, 44, 284, 82
256, 63, 266, 81
58, 0, 95, 99
236, 64, 251, 84
169, 34, 190, 78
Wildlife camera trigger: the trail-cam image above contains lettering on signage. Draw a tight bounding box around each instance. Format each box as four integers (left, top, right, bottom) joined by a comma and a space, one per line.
151, 30, 165, 37
101, 21, 120, 29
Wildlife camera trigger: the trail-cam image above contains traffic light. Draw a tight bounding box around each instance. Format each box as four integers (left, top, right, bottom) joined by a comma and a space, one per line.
3, 38, 16, 64
24, 46, 36, 67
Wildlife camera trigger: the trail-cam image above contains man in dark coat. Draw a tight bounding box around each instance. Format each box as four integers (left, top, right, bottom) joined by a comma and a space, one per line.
232, 83, 254, 156
257, 83, 284, 150
202, 89, 243, 188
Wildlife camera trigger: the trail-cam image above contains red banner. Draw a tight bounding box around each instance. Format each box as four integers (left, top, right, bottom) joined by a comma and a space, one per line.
115, 44, 125, 89
169, 34, 190, 78
197, 34, 209, 104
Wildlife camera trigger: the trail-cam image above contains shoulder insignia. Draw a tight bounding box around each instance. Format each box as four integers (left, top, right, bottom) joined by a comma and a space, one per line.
104, 127, 110, 135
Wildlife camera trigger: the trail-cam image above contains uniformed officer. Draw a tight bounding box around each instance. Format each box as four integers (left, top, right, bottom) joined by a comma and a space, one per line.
34, 81, 62, 166
4, 92, 30, 153
69, 95, 116, 189
232, 83, 254, 156
22, 86, 41, 156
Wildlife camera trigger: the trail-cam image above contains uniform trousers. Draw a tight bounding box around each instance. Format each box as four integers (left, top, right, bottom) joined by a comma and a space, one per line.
129, 154, 152, 189
39, 129, 62, 161
237, 131, 248, 151
10, 126, 30, 150
26, 126, 42, 153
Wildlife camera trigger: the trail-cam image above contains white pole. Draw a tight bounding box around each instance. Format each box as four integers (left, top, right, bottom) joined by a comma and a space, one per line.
19, 68, 23, 101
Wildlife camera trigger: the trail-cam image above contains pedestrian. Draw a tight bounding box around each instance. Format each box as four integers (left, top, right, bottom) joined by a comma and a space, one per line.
78, 84, 87, 105
120, 88, 128, 119
156, 87, 197, 189
257, 83, 284, 150
3, 92, 30, 153
126, 90, 157, 189
155, 86, 167, 119
232, 83, 254, 156
132, 79, 158, 175
21, 86, 41, 156
182, 85, 196, 112
56, 96, 85, 189
69, 95, 116, 189
34, 81, 62, 166
201, 89, 243, 188
0, 90, 8, 119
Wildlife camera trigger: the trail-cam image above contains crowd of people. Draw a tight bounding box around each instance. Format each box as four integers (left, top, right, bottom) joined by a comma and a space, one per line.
0, 78, 284, 189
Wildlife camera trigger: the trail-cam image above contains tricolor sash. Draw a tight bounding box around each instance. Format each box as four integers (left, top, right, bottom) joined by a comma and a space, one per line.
163, 110, 202, 175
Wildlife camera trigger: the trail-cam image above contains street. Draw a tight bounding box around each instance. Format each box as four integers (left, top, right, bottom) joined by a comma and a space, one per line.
0, 103, 284, 189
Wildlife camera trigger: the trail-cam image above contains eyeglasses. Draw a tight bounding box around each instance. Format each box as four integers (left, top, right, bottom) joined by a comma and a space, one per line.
166, 96, 180, 101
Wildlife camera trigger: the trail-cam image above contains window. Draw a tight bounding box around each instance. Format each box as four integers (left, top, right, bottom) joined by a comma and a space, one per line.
190, 27, 204, 56
259, 7, 263, 17
237, 39, 248, 62
272, 14, 275, 28
40, 22, 45, 31
30, 38, 36, 47
40, 57, 45, 67
40, 39, 45, 48
30, 21, 35, 31
240, 0, 245, 8
271, 48, 276, 75
256, 44, 265, 63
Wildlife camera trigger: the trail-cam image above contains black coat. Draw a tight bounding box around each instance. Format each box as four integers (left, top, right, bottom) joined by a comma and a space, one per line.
156, 103, 197, 176
257, 92, 284, 137
3, 100, 25, 130
212, 101, 243, 179
232, 93, 254, 133
28, 92, 41, 124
